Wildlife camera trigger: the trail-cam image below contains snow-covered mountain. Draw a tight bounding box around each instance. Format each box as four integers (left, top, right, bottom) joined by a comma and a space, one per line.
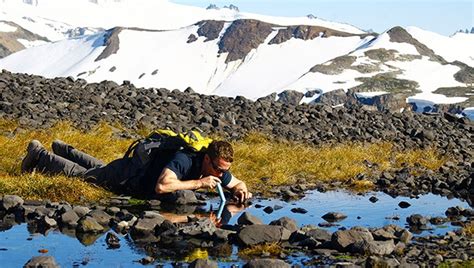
0, 0, 473, 115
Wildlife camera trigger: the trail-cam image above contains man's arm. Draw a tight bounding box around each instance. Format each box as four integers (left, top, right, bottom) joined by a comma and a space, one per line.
155, 168, 221, 194
225, 175, 252, 203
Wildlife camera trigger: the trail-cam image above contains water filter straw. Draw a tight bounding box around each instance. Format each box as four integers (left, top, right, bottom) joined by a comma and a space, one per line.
216, 183, 226, 219
216, 183, 226, 203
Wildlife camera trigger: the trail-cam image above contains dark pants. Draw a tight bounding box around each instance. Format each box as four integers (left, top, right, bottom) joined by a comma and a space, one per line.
36, 142, 142, 194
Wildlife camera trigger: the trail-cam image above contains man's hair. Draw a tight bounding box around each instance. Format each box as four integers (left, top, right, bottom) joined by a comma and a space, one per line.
207, 140, 234, 162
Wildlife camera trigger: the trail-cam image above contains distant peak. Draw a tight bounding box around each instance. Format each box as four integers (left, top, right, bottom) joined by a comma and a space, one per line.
206, 4, 218, 10
206, 3, 239, 12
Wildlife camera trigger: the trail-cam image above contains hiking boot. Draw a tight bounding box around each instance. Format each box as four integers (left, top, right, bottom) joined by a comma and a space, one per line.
51, 139, 69, 158
21, 140, 45, 172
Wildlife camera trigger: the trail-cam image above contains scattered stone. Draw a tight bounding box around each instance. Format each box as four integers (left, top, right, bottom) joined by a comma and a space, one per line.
237, 212, 263, 225
189, 259, 218, 268
238, 225, 291, 246
322, 212, 347, 222
2, 195, 24, 211
138, 256, 154, 265
76, 216, 104, 233
291, 207, 307, 214
106, 232, 120, 249
369, 196, 379, 203
398, 201, 411, 208
263, 206, 273, 214
244, 258, 290, 268
269, 217, 298, 233
24, 256, 59, 268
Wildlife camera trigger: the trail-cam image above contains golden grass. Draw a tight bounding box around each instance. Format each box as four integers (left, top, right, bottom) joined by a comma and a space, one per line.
0, 120, 448, 203
238, 243, 285, 258
463, 222, 474, 237
231, 133, 446, 194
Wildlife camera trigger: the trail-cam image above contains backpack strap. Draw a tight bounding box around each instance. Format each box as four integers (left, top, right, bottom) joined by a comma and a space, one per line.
124, 139, 141, 158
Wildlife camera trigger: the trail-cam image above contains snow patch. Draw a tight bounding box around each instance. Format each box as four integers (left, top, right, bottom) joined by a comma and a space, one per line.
0, 22, 17, 32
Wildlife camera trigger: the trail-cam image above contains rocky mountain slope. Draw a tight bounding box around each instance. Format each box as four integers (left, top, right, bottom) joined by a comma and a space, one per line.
0, 0, 473, 115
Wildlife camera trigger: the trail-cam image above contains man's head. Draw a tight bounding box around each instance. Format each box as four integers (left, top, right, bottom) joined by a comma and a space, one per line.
203, 141, 233, 177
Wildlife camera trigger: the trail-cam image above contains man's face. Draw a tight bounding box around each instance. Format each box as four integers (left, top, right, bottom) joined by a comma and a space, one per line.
204, 154, 231, 178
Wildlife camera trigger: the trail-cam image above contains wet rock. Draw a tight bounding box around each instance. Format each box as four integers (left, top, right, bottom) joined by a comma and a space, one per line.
445, 206, 462, 217
369, 196, 379, 203
291, 207, 307, 214
41, 216, 57, 228
24, 255, 59, 268
87, 209, 112, 226
398, 201, 411, 208
213, 228, 236, 241
76, 216, 104, 233
406, 214, 429, 226
138, 256, 154, 265
238, 225, 291, 246
179, 218, 216, 237
429, 217, 448, 225
60, 210, 80, 228
73, 206, 91, 218
304, 227, 332, 242
106, 232, 120, 248
331, 226, 374, 251
269, 216, 298, 233
349, 239, 396, 255
322, 212, 347, 222
237, 212, 263, 225
189, 258, 218, 268
244, 258, 290, 268
132, 216, 165, 236
263, 206, 273, 214
155, 219, 178, 237
2, 195, 24, 211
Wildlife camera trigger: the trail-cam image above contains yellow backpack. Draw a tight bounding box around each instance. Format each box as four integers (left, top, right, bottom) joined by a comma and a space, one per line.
123, 129, 213, 166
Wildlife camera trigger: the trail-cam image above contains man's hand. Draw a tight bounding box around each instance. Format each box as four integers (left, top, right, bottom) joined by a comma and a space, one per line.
199, 176, 222, 189
233, 188, 252, 204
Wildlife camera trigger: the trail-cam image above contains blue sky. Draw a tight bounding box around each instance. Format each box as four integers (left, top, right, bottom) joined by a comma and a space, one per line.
171, 0, 473, 36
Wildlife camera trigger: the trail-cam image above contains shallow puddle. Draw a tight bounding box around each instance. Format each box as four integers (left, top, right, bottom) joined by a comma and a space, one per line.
0, 190, 471, 267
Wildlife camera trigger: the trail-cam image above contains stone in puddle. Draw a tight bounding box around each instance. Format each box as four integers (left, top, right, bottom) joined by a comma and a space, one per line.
318, 222, 339, 228
291, 207, 307, 214
269, 217, 298, 233
406, 214, 428, 226
263, 206, 274, 214
237, 212, 263, 225
273, 205, 283, 210
322, 212, 347, 222
138, 256, 154, 265
398, 201, 411, 208
238, 225, 291, 246
189, 258, 218, 268
24, 256, 59, 268
76, 216, 104, 233
106, 232, 120, 249
369, 196, 378, 203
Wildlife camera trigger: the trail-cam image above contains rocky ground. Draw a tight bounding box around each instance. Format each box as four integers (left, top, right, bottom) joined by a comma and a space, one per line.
0, 70, 473, 266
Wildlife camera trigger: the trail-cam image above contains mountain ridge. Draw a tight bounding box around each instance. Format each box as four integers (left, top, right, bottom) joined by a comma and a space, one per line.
0, 0, 472, 114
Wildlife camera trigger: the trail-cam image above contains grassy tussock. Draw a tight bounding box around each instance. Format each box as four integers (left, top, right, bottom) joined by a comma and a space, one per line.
0, 120, 447, 203
238, 243, 285, 258
463, 222, 474, 237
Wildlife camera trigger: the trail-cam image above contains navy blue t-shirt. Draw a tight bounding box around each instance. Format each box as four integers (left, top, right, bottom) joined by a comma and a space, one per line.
141, 151, 233, 197
165, 151, 232, 186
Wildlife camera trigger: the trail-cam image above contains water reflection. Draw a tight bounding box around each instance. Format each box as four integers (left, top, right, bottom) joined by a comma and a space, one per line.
0, 190, 471, 267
